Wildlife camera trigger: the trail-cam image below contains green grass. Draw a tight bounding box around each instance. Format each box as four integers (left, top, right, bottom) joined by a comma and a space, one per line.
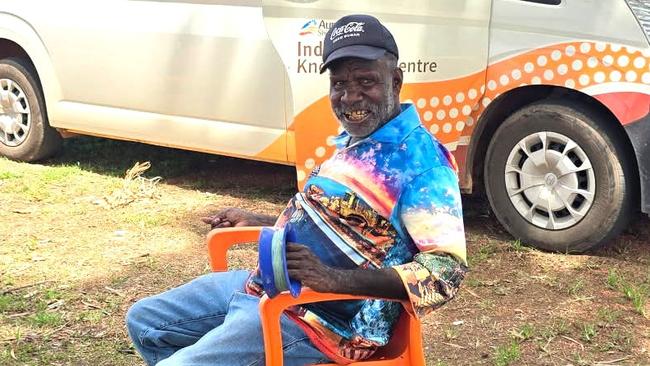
44, 289, 62, 301
0, 170, 22, 179
478, 299, 495, 310
0, 293, 27, 313
469, 240, 497, 265
598, 329, 633, 352
493, 340, 521, 366
607, 269, 621, 289
579, 322, 597, 342
118, 211, 171, 229
621, 283, 648, 317
568, 279, 585, 296
596, 307, 621, 324
510, 323, 534, 341
443, 326, 460, 340
41, 164, 84, 182
572, 352, 590, 366
606, 270, 648, 316
540, 318, 570, 341
0, 162, 87, 202
509, 239, 529, 252
464, 278, 483, 287
28, 311, 64, 327
76, 310, 106, 324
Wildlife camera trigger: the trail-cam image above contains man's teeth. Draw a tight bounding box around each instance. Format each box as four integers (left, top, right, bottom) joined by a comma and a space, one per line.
345, 110, 369, 121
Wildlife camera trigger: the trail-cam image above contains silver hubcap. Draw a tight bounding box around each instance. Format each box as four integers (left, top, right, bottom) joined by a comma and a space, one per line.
505, 131, 596, 230
0, 78, 31, 147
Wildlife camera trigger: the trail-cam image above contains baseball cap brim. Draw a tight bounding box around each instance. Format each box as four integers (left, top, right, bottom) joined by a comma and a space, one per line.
319, 45, 387, 73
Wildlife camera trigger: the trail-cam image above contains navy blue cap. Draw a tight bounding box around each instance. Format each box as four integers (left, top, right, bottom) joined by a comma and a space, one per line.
320, 14, 399, 73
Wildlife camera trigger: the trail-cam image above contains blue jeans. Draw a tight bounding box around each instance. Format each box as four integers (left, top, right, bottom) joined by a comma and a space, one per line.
125, 270, 330, 366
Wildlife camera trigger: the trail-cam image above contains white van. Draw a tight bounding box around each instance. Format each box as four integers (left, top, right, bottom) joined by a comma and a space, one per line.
0, 0, 648, 252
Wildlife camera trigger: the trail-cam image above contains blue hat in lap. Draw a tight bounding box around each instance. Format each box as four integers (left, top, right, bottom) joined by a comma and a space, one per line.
258, 224, 302, 298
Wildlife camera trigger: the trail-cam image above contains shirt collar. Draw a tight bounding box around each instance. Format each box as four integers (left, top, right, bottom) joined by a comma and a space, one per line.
332, 104, 421, 149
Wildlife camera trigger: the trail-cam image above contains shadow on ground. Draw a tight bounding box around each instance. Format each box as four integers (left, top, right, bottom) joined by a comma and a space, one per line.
46, 136, 297, 201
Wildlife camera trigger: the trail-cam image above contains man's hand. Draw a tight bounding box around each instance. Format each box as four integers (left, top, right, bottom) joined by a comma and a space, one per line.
286, 243, 341, 293
201, 208, 276, 229
285, 243, 407, 300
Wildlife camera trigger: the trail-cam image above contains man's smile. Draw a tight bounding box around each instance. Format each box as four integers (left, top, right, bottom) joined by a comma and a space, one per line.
343, 109, 371, 123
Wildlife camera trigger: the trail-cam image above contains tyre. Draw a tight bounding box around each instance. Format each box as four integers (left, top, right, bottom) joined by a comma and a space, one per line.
0, 57, 61, 161
484, 99, 635, 252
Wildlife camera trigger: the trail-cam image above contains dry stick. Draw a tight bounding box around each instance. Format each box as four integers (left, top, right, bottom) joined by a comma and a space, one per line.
81, 300, 110, 315
463, 287, 481, 299
441, 342, 466, 349
594, 356, 632, 365
41, 323, 69, 339
560, 335, 585, 351
104, 286, 125, 297
81, 300, 102, 309
1, 280, 51, 295
6, 311, 32, 318
540, 336, 555, 353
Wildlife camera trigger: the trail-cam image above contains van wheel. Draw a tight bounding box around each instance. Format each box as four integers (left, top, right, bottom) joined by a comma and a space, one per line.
484, 100, 634, 252
0, 57, 61, 161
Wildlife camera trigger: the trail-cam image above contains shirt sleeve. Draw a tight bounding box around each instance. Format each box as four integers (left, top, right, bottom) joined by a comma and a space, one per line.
392, 166, 468, 318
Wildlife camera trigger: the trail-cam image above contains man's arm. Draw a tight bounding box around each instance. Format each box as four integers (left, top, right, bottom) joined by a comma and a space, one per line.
202, 208, 277, 228
288, 164, 468, 318
390, 165, 468, 317
286, 243, 407, 300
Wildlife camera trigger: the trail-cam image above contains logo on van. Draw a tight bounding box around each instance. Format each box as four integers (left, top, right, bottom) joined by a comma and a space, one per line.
299, 19, 334, 37
299, 19, 318, 36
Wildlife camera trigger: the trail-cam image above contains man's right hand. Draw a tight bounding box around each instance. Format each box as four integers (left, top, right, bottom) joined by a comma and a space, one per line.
201, 208, 276, 229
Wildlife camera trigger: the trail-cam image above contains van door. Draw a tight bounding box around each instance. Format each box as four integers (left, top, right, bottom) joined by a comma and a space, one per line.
22, 0, 289, 162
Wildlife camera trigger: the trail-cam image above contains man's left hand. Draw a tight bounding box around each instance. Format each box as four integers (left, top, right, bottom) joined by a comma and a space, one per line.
285, 243, 341, 293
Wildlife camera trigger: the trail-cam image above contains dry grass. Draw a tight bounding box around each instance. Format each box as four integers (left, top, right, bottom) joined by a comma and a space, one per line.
1, 137, 648, 365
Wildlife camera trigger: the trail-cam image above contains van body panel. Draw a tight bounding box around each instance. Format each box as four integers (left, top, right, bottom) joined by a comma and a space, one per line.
8, 0, 289, 160
624, 114, 650, 213
0, 12, 63, 113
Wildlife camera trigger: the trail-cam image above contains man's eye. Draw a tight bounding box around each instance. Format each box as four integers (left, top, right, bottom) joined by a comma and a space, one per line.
332, 81, 346, 89
360, 79, 375, 86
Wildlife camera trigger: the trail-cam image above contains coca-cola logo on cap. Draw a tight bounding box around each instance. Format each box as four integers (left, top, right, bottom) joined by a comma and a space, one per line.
329, 21, 365, 43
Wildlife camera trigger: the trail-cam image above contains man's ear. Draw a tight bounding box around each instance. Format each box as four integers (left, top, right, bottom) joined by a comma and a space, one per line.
392, 67, 403, 94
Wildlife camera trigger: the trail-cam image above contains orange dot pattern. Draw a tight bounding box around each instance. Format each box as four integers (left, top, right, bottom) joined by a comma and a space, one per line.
274, 41, 650, 188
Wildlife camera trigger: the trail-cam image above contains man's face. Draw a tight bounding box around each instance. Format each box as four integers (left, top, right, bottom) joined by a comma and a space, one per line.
329, 58, 400, 138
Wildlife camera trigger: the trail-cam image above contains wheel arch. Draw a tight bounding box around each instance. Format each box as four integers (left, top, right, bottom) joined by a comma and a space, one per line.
466, 85, 640, 206
0, 13, 62, 122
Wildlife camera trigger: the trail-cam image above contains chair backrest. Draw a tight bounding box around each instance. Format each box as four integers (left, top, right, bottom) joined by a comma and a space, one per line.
315, 310, 424, 366
369, 312, 411, 360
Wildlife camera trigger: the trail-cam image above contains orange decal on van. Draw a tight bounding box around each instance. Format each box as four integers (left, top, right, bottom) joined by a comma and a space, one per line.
257, 41, 649, 189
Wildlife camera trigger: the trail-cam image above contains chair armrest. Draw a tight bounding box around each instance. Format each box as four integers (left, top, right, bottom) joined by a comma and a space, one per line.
207, 226, 264, 271
259, 288, 411, 366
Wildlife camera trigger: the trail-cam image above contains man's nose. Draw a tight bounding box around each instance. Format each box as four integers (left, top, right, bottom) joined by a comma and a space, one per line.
341, 85, 363, 105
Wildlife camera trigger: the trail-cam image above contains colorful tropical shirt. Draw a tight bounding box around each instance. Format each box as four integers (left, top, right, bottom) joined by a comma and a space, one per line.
245, 104, 468, 363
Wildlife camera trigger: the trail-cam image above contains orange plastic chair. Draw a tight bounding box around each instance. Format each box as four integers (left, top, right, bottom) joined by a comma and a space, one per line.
207, 226, 426, 366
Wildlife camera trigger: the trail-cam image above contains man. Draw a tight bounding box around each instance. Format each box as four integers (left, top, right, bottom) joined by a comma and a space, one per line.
126, 14, 467, 366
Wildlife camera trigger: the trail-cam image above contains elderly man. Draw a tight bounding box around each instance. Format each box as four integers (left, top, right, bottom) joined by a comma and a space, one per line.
126, 14, 467, 366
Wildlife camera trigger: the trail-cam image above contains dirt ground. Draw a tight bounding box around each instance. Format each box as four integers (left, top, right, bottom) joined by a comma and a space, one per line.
1, 137, 648, 366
